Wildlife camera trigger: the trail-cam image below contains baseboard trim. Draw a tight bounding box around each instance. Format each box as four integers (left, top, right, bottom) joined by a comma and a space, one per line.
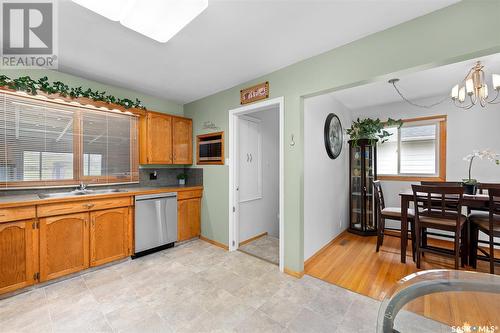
239, 232, 268, 246
200, 235, 229, 250
284, 267, 304, 278
304, 229, 348, 268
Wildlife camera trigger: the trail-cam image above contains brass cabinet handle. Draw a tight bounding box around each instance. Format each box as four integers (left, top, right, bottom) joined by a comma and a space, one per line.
83, 203, 95, 209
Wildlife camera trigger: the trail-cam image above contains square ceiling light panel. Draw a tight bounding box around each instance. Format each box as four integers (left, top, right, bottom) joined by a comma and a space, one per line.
72, 0, 209, 43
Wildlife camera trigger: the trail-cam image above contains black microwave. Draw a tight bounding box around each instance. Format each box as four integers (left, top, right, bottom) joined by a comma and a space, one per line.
197, 132, 224, 165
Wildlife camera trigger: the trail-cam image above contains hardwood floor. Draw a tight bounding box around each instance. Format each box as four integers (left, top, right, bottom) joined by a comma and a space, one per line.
305, 232, 500, 328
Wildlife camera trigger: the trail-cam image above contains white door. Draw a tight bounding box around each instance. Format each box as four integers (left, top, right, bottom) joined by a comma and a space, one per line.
238, 116, 262, 203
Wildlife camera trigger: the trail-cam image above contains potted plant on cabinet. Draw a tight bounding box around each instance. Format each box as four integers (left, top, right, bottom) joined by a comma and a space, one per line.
346, 117, 403, 145
463, 149, 500, 195
177, 173, 187, 185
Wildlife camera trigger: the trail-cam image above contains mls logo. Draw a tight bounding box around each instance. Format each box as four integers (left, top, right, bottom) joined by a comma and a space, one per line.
1, 0, 57, 68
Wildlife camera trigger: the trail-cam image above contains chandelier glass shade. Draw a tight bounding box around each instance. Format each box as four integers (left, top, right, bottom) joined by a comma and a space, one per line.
451, 61, 500, 109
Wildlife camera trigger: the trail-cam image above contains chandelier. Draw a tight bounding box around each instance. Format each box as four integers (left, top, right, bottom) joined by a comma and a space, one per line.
389, 60, 500, 109
451, 61, 500, 109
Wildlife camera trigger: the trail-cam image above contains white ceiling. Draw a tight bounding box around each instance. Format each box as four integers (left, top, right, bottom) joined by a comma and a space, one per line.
59, 0, 458, 104
331, 52, 500, 110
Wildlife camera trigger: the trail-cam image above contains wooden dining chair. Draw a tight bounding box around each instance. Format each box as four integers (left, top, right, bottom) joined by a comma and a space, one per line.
419, 181, 463, 254
469, 187, 500, 274
411, 185, 467, 269
420, 181, 463, 187
477, 183, 500, 194
372, 180, 415, 259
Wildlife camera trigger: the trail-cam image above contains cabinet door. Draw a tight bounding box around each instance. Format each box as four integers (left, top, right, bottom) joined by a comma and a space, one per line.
238, 117, 261, 202
0, 220, 37, 294
39, 213, 89, 282
177, 198, 201, 241
90, 208, 130, 267
172, 117, 193, 164
147, 113, 173, 164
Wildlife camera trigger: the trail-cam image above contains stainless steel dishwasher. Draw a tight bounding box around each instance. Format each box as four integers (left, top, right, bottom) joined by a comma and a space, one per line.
133, 192, 177, 258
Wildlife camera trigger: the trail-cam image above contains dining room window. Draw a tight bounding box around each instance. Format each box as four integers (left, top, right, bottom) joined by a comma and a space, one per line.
0, 92, 139, 188
377, 115, 446, 181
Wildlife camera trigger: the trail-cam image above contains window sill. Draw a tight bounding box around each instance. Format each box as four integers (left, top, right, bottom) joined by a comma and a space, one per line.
377, 175, 446, 182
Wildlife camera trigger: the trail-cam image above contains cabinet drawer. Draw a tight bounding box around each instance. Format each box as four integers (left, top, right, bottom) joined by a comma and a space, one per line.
0, 206, 36, 223
177, 189, 202, 200
88, 197, 132, 211
38, 197, 132, 217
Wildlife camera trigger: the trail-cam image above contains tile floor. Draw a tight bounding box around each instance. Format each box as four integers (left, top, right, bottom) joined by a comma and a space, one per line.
238, 235, 279, 265
0, 240, 450, 333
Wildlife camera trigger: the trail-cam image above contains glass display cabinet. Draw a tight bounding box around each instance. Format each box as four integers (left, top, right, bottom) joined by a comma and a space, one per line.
349, 139, 377, 236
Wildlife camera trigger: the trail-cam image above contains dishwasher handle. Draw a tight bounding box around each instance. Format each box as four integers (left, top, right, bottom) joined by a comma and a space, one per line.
135, 192, 177, 201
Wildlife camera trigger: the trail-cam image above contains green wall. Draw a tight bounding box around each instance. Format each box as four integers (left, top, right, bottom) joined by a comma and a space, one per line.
184, 0, 500, 272
1, 69, 183, 115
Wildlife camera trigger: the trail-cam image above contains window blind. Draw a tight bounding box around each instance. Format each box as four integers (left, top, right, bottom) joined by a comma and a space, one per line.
0, 92, 138, 188
400, 124, 436, 174
377, 118, 443, 177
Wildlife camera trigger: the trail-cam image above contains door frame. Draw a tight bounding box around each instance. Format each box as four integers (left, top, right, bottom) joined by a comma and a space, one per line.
228, 96, 285, 272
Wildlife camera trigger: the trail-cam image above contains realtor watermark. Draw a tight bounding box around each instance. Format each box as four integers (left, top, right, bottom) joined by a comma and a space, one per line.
451, 323, 499, 333
1, 0, 58, 68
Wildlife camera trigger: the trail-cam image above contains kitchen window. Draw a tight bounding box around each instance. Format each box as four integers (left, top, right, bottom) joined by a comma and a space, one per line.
0, 92, 139, 188
377, 115, 446, 181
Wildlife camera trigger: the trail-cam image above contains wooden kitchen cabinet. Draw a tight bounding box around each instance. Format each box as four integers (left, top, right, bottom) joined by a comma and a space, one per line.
177, 190, 202, 242
139, 111, 193, 165
0, 220, 38, 294
39, 213, 89, 282
90, 207, 130, 267
139, 111, 174, 165
172, 116, 193, 164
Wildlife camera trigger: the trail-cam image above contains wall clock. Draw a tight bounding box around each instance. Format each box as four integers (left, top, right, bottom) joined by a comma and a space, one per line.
324, 113, 343, 159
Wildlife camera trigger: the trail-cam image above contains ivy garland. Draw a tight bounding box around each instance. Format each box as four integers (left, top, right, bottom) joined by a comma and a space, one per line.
0, 75, 146, 110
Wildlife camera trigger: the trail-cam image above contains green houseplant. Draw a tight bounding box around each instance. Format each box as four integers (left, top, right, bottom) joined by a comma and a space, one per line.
346, 117, 402, 145
177, 173, 187, 185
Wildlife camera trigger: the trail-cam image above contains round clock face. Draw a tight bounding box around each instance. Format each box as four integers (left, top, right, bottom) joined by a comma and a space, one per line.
324, 113, 343, 159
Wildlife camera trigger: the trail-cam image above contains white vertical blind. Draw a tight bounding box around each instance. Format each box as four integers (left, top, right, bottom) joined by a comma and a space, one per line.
0, 92, 138, 188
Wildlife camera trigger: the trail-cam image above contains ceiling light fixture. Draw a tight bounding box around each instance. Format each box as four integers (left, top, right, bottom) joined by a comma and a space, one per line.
450, 61, 500, 109
72, 0, 208, 43
388, 61, 500, 109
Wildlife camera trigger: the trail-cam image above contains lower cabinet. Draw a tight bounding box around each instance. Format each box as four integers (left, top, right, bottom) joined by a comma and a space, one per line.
90, 207, 130, 267
0, 191, 200, 295
178, 197, 201, 242
39, 213, 90, 282
0, 220, 37, 294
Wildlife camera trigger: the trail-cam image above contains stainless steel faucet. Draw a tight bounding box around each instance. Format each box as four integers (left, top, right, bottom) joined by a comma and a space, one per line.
76, 182, 87, 191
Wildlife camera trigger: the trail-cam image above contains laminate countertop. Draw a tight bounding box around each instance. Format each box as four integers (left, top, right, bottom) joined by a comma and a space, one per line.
0, 185, 203, 209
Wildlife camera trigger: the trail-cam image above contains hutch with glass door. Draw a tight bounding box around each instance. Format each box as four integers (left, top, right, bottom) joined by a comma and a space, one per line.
349, 139, 377, 236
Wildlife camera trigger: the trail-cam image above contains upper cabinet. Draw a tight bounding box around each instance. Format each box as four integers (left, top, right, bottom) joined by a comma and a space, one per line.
140, 111, 193, 165
145, 112, 173, 164
172, 117, 193, 164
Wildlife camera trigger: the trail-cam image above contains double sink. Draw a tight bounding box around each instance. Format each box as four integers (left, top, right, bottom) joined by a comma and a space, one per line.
38, 188, 128, 199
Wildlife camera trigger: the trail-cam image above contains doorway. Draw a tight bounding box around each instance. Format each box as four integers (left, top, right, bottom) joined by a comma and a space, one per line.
228, 97, 284, 271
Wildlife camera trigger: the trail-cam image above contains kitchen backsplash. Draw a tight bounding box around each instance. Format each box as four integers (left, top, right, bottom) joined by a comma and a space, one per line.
0, 167, 203, 196
139, 167, 203, 187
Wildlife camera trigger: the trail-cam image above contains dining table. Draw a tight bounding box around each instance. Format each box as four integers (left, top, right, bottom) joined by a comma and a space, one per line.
398, 190, 490, 264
